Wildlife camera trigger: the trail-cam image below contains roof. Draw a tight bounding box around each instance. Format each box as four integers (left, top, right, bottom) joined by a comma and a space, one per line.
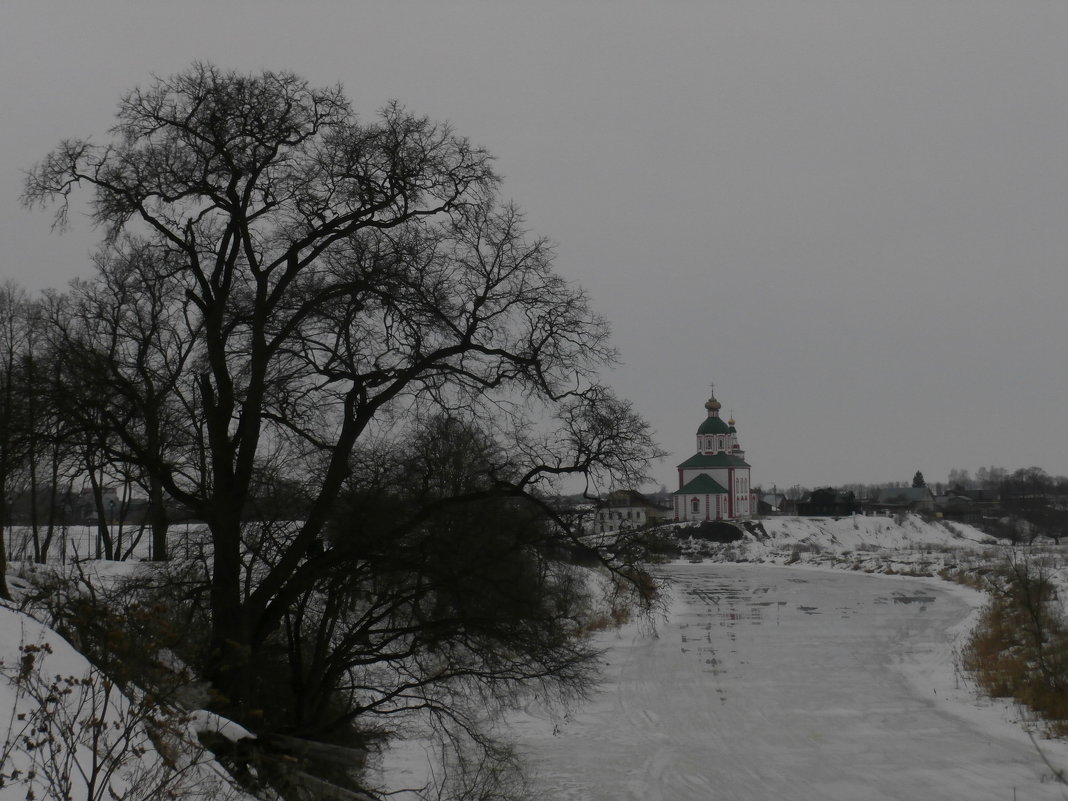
599, 489, 662, 509
934, 494, 974, 509
674, 473, 729, 495
697, 416, 731, 435
802, 488, 857, 504
677, 452, 751, 470
872, 486, 934, 503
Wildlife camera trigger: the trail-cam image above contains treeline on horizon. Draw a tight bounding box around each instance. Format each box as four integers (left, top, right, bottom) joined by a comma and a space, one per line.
770, 465, 1068, 501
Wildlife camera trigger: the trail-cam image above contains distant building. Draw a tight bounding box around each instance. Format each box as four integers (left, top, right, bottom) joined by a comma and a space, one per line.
759, 488, 788, 515
863, 486, 935, 515
73, 486, 121, 523
933, 492, 983, 524
674, 386, 752, 521
594, 489, 670, 532
796, 488, 860, 517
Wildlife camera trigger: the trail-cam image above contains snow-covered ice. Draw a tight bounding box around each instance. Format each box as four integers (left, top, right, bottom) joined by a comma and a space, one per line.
509, 563, 1068, 800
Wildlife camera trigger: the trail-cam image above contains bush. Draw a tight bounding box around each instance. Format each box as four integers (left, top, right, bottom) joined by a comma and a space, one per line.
689, 521, 744, 544
961, 556, 1068, 735
18, 562, 212, 706
0, 638, 240, 801
637, 529, 682, 560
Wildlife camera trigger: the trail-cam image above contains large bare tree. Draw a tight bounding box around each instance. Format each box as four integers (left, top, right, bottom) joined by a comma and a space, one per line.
24, 64, 659, 717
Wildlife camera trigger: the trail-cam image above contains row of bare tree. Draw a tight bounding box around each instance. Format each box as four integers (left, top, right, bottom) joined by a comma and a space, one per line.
0, 281, 167, 570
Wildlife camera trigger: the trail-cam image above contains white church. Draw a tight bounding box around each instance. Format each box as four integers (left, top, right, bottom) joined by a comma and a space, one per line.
673, 386, 752, 521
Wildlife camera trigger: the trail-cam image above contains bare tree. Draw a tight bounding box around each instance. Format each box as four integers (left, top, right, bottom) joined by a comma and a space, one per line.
24, 64, 660, 723
264, 416, 620, 731
946, 467, 973, 490
43, 244, 199, 561
0, 282, 35, 597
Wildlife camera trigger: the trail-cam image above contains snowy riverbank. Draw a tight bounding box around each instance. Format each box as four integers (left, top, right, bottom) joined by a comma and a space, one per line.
674, 513, 1014, 577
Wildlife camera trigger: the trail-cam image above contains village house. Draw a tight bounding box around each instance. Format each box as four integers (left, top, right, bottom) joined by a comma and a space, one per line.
862, 486, 935, 515
594, 489, 671, 533
796, 488, 861, 517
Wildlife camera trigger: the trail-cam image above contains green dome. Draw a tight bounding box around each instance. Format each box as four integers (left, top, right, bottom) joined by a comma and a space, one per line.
697, 416, 731, 435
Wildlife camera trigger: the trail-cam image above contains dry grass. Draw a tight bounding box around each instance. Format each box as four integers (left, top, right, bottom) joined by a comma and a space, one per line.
961, 556, 1068, 736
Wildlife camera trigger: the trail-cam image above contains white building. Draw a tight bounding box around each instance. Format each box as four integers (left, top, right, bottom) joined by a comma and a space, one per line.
594, 489, 670, 533
673, 387, 752, 521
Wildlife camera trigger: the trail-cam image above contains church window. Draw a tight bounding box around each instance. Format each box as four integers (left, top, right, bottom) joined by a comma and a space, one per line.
691, 497, 699, 514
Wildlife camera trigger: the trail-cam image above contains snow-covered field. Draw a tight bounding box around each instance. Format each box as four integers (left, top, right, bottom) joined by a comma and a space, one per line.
4, 522, 208, 564
509, 562, 1068, 800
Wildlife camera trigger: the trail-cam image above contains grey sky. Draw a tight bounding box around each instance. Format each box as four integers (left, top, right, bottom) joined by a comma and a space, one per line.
3, 2, 1067, 491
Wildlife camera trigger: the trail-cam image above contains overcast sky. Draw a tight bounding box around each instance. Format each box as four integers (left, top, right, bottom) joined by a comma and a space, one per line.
3, 2, 1067, 491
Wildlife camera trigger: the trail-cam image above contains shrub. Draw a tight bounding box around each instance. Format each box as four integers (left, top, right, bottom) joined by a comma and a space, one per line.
0, 639, 240, 801
690, 521, 744, 544
961, 556, 1068, 735
18, 562, 212, 705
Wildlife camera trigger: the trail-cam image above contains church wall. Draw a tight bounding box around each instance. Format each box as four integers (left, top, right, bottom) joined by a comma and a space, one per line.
676, 465, 751, 520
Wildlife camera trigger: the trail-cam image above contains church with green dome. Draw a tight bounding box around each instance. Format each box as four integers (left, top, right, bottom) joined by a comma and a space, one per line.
674, 386, 753, 521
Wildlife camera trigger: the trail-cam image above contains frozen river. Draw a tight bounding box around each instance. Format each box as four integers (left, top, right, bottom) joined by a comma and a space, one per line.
514, 563, 1068, 801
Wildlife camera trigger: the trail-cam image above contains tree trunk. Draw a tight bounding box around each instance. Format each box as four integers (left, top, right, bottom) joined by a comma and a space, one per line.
0, 477, 9, 600
86, 463, 113, 560
207, 510, 253, 716
148, 474, 168, 561
28, 442, 40, 562
39, 444, 61, 563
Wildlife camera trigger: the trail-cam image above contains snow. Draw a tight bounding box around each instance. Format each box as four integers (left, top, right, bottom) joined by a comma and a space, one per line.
679, 512, 1068, 621
7, 514, 1068, 799
508, 563, 1068, 800
677, 513, 1005, 576
0, 601, 252, 801
377, 515, 1068, 799
187, 709, 255, 745
5, 523, 209, 564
